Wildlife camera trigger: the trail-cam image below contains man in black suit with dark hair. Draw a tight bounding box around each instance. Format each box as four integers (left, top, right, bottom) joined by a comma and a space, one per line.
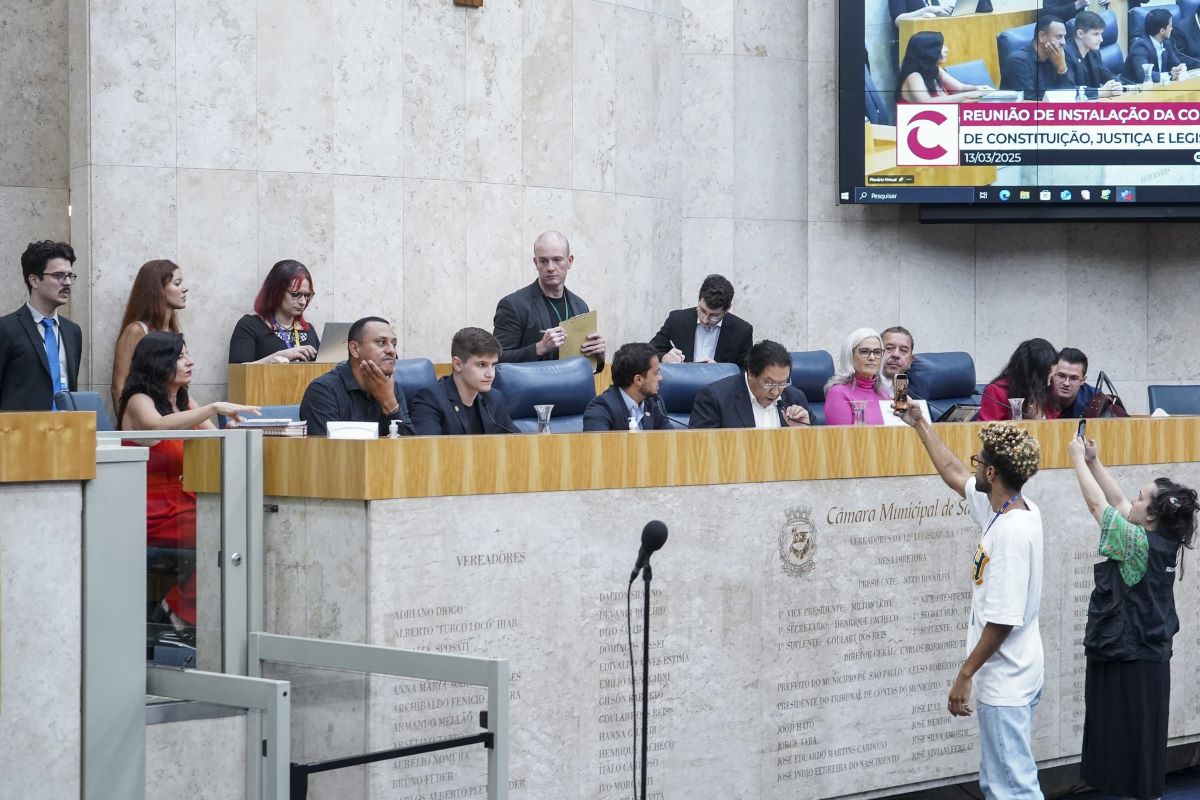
1065, 10, 1126, 97
582, 342, 670, 432
690, 340, 811, 429
1172, 0, 1200, 60
493, 230, 606, 368
1000, 15, 1074, 100
411, 327, 515, 435
650, 274, 753, 367
0, 240, 84, 411
1125, 7, 1200, 83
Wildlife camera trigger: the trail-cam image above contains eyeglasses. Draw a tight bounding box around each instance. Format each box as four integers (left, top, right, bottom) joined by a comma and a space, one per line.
288, 291, 315, 302
856, 348, 884, 359
759, 380, 791, 391
969, 455, 988, 469
1053, 372, 1083, 384
39, 271, 78, 284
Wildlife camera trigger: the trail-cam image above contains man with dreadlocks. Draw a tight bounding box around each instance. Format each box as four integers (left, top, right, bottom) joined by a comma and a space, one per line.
899, 404, 1045, 800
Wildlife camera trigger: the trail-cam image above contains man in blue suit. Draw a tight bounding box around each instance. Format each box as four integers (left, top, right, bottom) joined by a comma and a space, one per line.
1125, 8, 1200, 83
1048, 347, 1097, 419
582, 342, 670, 432
411, 327, 516, 435
689, 340, 811, 429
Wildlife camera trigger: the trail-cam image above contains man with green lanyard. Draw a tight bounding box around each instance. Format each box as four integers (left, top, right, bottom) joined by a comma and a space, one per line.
898, 404, 1045, 800
492, 230, 606, 367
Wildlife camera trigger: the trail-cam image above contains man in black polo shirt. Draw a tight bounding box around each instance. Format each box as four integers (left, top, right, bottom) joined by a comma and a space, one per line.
299, 316, 413, 436
1000, 15, 1074, 100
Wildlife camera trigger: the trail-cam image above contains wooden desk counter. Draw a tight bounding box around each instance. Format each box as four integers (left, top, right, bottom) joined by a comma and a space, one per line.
229, 362, 613, 406
0, 412, 96, 482
185, 415, 1200, 500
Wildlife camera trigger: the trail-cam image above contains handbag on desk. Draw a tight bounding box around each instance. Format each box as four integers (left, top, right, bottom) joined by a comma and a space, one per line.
1083, 372, 1128, 418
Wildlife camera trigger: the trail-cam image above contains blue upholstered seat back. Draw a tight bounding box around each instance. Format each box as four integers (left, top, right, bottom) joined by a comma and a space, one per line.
997, 23, 1036, 72
392, 357, 438, 407
906, 352, 979, 419
1129, 3, 1180, 39
789, 350, 835, 425
944, 59, 993, 89
54, 390, 114, 431
658, 362, 740, 419
1147, 385, 1200, 415
493, 357, 596, 432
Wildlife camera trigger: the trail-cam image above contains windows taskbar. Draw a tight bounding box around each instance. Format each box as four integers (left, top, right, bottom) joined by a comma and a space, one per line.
844, 186, 1200, 204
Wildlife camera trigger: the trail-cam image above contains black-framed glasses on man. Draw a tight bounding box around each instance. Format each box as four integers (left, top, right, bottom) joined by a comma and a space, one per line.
39, 271, 78, 284
288, 291, 315, 301
969, 455, 987, 469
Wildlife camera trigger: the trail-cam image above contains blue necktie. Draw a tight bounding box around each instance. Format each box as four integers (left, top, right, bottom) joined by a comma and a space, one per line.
41, 317, 62, 410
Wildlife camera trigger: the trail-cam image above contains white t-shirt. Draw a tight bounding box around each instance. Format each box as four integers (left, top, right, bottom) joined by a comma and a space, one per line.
963, 477, 1044, 706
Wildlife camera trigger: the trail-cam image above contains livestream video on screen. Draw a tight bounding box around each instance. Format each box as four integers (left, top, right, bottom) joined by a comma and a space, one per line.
839, 0, 1200, 205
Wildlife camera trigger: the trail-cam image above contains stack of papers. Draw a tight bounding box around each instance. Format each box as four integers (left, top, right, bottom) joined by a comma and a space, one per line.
237, 418, 308, 437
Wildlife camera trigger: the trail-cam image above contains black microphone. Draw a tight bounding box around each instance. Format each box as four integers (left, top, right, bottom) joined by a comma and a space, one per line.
481, 396, 521, 434
655, 396, 692, 429
903, 388, 947, 422
630, 520, 668, 582
776, 396, 812, 426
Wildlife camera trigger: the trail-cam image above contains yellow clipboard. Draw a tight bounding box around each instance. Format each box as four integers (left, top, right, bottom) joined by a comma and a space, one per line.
560, 310, 599, 371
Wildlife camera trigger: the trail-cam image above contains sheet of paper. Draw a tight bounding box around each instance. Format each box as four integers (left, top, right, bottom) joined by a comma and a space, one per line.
879, 398, 929, 426
560, 310, 599, 371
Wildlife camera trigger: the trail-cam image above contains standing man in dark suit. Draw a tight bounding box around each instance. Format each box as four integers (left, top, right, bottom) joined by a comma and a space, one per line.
650, 274, 753, 367
493, 230, 606, 368
1125, 8, 1200, 84
582, 342, 670, 432
690, 340, 811, 429
411, 327, 516, 435
1065, 11, 1126, 97
0, 240, 84, 411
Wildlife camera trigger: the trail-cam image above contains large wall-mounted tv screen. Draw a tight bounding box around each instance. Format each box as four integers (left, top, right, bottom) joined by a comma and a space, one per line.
839, 0, 1200, 206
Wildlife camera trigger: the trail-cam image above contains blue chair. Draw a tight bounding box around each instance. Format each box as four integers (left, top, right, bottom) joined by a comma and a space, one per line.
1147, 385, 1200, 415
54, 390, 113, 431
789, 351, 835, 425
907, 352, 979, 421
393, 357, 437, 408
944, 59, 994, 89
658, 363, 740, 427
1129, 3, 1180, 39
493, 357, 596, 432
997, 23, 1036, 75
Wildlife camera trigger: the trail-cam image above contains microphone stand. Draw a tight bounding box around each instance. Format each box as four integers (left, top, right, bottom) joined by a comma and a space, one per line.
640, 561, 653, 800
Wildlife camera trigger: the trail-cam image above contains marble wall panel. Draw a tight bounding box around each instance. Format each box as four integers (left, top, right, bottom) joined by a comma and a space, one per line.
68, 0, 88, 169
656, 0, 685, 19
806, 221, 900, 355
651, 198, 683, 313
256, 172, 335, 335
522, 187, 574, 248
681, 55, 735, 218
403, 0, 467, 182
522, 1, 573, 188
1064, 225, 1148, 383
332, 175, 406, 336
176, 0, 257, 171
896, 222, 977, 356
88, 0, 176, 168
572, 0, 619, 193
732, 219, 807, 348
1147, 222, 1200, 382
682, 0, 735, 54
333, 0, 405, 177
614, 193, 656, 345
0, 0, 68, 187
67, 170, 92, 386
464, 182, 525, 334
973, 224, 1072, 381
569, 190, 622, 345
0, 187, 71, 316
681, 217, 735, 303
735, 0, 805, 60
466, 1, 523, 185
256, 0, 334, 174
650, 12, 683, 201
145, 715, 246, 800
402, 179, 469, 359
87, 166, 178, 389
734, 56, 806, 221
614, 7, 659, 199
177, 168, 258, 383
0, 483, 82, 800
806, 0, 838, 64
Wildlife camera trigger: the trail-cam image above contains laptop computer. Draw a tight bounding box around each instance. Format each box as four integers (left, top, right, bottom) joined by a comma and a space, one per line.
314, 322, 354, 363
949, 0, 981, 16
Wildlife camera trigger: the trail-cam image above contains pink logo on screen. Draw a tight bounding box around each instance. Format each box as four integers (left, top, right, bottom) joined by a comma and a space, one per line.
896, 104, 960, 167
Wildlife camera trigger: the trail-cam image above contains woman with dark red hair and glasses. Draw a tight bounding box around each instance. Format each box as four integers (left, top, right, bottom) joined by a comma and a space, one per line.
228, 259, 321, 364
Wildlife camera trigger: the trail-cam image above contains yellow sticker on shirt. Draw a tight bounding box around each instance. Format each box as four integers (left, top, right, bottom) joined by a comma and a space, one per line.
971, 544, 990, 586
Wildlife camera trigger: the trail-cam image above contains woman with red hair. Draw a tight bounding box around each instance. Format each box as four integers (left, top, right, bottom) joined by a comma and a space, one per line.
110, 259, 189, 409
228, 259, 321, 364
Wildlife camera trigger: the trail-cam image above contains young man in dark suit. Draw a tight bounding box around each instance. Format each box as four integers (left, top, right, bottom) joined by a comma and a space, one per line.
582, 342, 671, 432
411, 327, 516, 435
492, 230, 606, 367
0, 240, 84, 411
1125, 8, 1200, 84
650, 274, 753, 367
1065, 11, 1126, 97
689, 340, 811, 429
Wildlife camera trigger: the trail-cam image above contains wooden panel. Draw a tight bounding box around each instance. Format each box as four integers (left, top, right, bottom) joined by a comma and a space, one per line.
229, 361, 614, 405
0, 412, 96, 482
184, 416, 1200, 500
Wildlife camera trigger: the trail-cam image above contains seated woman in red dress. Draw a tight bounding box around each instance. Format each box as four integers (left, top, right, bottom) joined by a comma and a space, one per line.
979, 338, 1060, 421
117, 331, 258, 641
